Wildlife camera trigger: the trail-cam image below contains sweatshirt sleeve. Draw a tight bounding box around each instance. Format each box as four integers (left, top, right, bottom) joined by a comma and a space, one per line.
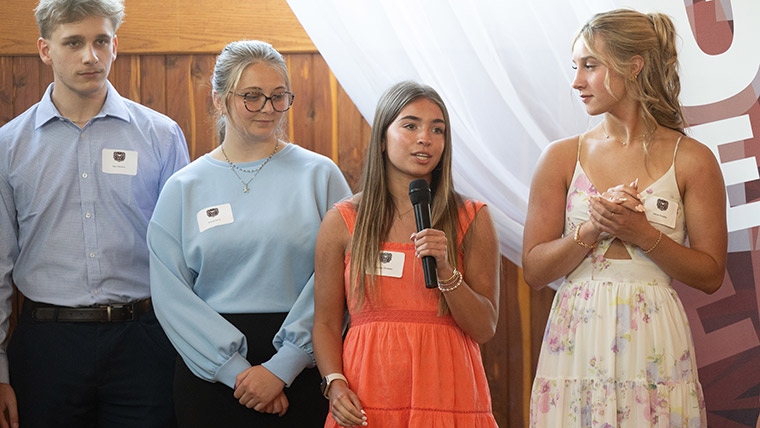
262, 156, 352, 386
147, 180, 250, 389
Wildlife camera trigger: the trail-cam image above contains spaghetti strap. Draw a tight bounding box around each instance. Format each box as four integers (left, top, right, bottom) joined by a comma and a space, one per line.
672, 134, 683, 165
577, 133, 584, 162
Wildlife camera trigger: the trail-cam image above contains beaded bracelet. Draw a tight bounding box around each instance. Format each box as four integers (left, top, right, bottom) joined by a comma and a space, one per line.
438, 269, 459, 287
573, 222, 596, 250
642, 230, 663, 254
438, 270, 463, 293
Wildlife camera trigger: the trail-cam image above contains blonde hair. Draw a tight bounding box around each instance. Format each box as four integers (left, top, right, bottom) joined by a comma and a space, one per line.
211, 40, 291, 141
575, 9, 685, 149
350, 81, 462, 314
35, 0, 124, 39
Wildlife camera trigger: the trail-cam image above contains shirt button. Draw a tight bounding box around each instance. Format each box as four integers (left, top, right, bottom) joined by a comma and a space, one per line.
85, 212, 92, 219
82, 172, 88, 179
89, 252, 95, 258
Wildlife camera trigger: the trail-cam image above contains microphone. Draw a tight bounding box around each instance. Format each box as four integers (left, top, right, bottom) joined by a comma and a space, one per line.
409, 179, 438, 288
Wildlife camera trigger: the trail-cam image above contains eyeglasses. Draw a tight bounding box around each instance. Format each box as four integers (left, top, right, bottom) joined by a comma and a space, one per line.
231, 91, 295, 113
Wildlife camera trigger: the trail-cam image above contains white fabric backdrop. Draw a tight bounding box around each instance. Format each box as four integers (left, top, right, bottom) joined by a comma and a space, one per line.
286, 0, 760, 264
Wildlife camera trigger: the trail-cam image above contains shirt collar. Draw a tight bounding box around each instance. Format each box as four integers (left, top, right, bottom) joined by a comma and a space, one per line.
35, 81, 131, 129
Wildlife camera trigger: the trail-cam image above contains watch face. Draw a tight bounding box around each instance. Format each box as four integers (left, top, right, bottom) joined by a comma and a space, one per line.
320, 377, 328, 396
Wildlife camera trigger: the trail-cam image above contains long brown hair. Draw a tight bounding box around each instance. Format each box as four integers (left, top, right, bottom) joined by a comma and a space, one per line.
575, 9, 685, 151
350, 81, 461, 313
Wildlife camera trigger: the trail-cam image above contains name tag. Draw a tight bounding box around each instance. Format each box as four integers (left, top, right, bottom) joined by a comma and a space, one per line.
197, 203, 234, 232
644, 196, 678, 229
102, 149, 138, 175
368, 251, 405, 278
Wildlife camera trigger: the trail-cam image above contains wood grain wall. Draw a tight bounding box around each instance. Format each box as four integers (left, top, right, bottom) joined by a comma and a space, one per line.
0, 1, 556, 427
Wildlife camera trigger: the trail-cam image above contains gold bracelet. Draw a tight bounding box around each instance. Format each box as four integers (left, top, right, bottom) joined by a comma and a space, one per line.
642, 230, 663, 254
438, 270, 463, 292
438, 269, 459, 287
573, 222, 596, 250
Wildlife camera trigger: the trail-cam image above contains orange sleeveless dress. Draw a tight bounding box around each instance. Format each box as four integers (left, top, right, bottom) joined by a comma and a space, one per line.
325, 200, 497, 428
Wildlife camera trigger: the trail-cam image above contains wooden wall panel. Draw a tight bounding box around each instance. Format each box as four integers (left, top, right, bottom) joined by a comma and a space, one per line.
12, 57, 40, 117
482, 258, 511, 425
165, 55, 196, 158
288, 54, 334, 158
189, 55, 218, 158
336, 85, 370, 191
0, 0, 316, 55
0, 57, 13, 124
140, 55, 167, 113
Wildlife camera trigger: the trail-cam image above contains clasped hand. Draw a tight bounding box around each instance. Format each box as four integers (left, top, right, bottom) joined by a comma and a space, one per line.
233, 365, 288, 416
588, 179, 650, 247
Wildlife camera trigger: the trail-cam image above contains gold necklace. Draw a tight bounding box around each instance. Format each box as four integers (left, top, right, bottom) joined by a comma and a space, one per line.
396, 206, 414, 219
220, 141, 279, 193
600, 121, 644, 146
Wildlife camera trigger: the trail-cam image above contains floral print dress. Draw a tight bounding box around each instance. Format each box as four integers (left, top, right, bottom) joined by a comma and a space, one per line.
530, 136, 707, 427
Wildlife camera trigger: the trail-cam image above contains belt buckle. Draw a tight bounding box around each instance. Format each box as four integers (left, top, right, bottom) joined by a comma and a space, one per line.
99, 303, 135, 322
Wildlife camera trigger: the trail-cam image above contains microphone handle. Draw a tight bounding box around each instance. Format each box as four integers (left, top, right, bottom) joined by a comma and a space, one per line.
413, 203, 439, 288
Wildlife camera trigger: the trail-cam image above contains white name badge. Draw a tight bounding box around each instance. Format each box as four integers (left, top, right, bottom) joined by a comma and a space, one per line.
368, 251, 405, 278
197, 203, 234, 232
644, 195, 678, 229
102, 149, 138, 175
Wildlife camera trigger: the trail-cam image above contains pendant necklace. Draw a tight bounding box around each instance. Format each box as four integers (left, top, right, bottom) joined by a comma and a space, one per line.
601, 121, 645, 146
221, 140, 279, 193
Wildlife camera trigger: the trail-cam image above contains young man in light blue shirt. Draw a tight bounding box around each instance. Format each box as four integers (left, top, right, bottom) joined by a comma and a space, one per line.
0, 0, 189, 426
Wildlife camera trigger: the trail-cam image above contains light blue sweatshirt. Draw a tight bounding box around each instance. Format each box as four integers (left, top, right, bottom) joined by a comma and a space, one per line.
148, 143, 351, 388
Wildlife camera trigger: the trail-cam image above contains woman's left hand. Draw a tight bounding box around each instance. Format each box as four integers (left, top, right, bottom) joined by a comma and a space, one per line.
589, 183, 651, 246
262, 391, 289, 416
233, 365, 286, 412
411, 229, 452, 272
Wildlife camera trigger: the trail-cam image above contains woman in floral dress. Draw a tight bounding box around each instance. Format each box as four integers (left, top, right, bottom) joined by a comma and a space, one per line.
522, 9, 727, 427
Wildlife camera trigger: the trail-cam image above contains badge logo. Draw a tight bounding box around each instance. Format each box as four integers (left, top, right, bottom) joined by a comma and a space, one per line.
656, 198, 669, 211
380, 252, 392, 263
206, 208, 220, 217
113, 151, 126, 162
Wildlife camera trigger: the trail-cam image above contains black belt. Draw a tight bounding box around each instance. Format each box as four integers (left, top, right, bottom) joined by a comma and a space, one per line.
29, 299, 153, 322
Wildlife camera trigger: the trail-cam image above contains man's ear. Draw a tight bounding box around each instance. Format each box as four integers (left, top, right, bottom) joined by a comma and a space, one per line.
38, 37, 53, 66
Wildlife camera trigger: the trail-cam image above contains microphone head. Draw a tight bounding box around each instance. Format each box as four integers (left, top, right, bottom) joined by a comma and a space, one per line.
408, 179, 431, 205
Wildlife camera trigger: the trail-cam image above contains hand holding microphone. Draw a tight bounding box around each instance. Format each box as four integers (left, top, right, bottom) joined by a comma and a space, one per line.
409, 179, 439, 288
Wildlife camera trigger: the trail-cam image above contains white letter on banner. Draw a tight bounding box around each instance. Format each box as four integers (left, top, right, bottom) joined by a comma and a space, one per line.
687, 115, 759, 232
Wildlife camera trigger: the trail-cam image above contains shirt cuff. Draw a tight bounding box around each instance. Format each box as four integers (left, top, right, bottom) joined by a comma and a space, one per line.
261, 342, 313, 387
215, 351, 251, 389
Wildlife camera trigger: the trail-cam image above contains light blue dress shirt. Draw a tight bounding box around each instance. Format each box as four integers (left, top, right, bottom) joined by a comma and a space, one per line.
148, 144, 351, 388
0, 82, 190, 382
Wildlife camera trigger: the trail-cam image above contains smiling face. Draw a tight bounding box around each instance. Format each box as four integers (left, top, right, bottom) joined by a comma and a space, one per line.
571, 38, 628, 116
383, 97, 446, 183
38, 15, 117, 103
222, 62, 289, 144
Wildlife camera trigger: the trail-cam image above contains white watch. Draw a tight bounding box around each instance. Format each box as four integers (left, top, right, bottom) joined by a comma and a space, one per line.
320, 373, 348, 399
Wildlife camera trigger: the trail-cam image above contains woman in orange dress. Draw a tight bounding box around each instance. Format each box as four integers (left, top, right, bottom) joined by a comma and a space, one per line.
313, 81, 500, 427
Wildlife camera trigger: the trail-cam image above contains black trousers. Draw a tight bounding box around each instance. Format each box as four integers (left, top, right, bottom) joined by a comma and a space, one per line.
8, 299, 177, 428
173, 313, 328, 428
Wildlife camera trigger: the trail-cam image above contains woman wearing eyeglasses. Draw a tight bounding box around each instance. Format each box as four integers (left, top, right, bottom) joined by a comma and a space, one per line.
147, 40, 351, 427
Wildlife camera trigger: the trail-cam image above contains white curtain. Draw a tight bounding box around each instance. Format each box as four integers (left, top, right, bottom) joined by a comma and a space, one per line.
286, 0, 760, 265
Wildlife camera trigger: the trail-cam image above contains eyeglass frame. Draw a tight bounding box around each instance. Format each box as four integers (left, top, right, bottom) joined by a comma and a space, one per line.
231, 91, 295, 113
